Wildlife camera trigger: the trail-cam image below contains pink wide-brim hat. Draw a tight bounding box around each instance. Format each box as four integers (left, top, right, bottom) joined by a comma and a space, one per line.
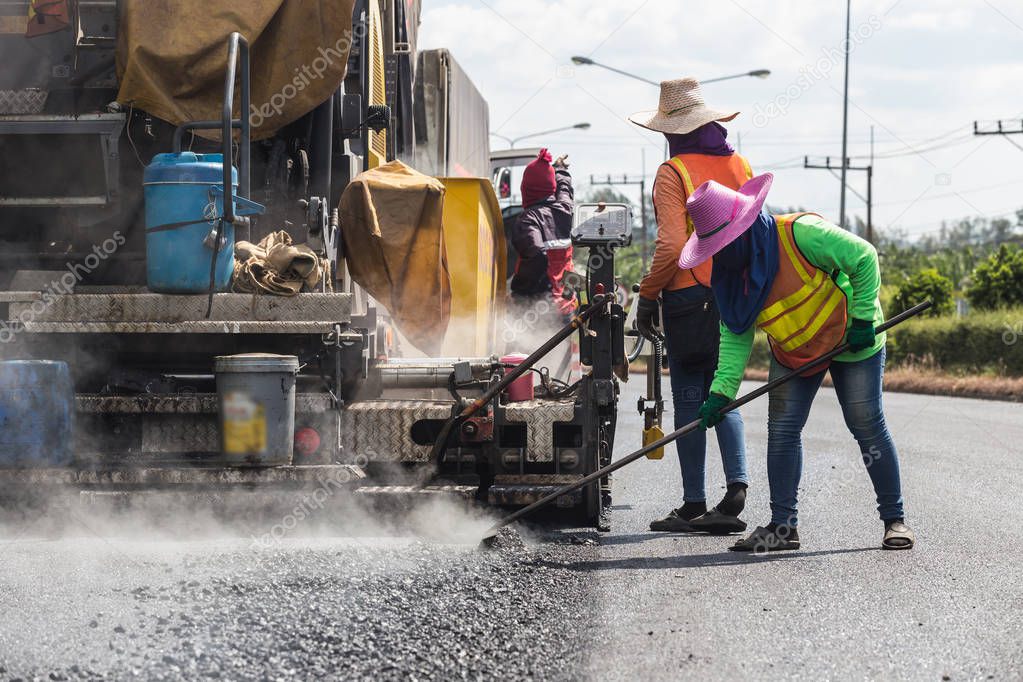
677, 173, 774, 270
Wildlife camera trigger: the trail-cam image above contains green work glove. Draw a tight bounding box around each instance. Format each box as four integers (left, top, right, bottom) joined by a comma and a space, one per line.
846, 318, 876, 352
698, 392, 731, 431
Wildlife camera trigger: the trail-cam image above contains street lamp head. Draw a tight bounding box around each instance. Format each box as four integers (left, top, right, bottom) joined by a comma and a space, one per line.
573, 122, 591, 130
571, 56, 594, 66
749, 69, 771, 79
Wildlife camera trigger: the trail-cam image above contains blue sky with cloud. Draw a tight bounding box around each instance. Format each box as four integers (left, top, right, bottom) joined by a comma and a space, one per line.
418, 0, 1023, 240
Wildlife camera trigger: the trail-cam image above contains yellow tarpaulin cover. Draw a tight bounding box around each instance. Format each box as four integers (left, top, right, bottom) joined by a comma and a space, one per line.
115, 0, 355, 139
339, 161, 451, 355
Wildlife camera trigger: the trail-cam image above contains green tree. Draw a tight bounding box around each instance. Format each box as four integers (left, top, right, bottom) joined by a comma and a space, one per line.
966, 245, 1023, 309
892, 268, 953, 316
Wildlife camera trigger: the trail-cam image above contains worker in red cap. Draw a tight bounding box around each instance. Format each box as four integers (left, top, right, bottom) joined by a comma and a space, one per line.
509, 149, 574, 308
506, 150, 577, 367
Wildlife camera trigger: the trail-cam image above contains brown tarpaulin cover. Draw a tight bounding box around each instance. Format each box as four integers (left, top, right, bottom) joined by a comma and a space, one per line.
115, 0, 355, 139
339, 161, 451, 355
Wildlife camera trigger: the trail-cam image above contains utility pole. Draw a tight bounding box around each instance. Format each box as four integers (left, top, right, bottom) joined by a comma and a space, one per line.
839, 0, 852, 229
973, 119, 1023, 152
590, 173, 649, 269
804, 155, 874, 243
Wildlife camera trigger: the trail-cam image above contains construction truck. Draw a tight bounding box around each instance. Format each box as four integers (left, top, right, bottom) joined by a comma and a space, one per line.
0, 0, 627, 529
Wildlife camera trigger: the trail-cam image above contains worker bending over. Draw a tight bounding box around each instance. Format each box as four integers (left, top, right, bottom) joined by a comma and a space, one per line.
630, 78, 750, 534
680, 173, 914, 551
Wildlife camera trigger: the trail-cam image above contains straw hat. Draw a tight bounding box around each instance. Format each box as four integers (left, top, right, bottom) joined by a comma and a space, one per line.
677, 173, 774, 270
628, 77, 739, 134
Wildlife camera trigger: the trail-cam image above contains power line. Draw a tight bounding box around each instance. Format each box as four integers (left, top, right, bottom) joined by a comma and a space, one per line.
804, 152, 874, 243
850, 133, 976, 160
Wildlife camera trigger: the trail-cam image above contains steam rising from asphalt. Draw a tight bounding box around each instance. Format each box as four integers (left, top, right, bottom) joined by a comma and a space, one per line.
0, 484, 506, 549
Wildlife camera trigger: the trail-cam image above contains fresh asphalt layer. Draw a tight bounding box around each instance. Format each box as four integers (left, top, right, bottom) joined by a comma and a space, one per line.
584, 379, 1023, 680
0, 380, 1020, 680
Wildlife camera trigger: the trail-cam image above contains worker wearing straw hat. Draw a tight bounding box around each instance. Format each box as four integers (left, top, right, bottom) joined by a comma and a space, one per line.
679, 173, 915, 551
631, 78, 753, 534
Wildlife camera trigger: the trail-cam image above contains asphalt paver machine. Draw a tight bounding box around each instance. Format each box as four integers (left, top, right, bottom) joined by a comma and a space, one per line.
0, 0, 630, 529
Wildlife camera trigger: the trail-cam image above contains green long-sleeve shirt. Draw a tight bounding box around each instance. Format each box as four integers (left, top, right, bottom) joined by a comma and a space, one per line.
709, 214, 887, 399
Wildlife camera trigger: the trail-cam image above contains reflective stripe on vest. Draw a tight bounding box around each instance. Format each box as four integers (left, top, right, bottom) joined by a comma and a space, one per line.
756, 213, 848, 365
666, 154, 754, 234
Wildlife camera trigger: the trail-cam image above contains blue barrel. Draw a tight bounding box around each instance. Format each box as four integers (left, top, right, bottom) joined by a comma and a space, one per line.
143, 152, 262, 294
0, 361, 74, 467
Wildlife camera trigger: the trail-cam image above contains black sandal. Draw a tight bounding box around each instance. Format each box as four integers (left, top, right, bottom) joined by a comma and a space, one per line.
688, 508, 747, 535
729, 525, 800, 552
882, 521, 915, 550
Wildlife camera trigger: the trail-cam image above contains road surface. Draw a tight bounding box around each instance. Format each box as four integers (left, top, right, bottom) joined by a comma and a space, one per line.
585, 380, 1023, 680
0, 380, 1020, 680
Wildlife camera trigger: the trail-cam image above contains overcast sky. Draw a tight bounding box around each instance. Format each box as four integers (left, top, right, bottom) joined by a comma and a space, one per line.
418, 0, 1023, 240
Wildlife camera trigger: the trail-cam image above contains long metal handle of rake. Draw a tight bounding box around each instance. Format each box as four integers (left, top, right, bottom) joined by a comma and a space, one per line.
483, 300, 933, 536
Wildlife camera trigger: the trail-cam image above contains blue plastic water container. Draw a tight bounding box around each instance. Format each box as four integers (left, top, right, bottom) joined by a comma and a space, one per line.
143, 152, 263, 294
0, 360, 74, 467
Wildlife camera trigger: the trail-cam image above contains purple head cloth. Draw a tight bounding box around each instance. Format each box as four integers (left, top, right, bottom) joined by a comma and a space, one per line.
665, 122, 735, 157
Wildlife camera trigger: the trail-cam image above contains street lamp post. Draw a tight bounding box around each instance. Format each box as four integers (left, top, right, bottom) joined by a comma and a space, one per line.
490, 122, 591, 148
703, 69, 772, 83
570, 56, 659, 86
838, 0, 852, 229
570, 56, 771, 87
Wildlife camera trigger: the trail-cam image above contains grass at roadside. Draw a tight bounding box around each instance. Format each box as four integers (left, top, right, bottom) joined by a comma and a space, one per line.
742, 365, 1023, 402
628, 307, 1023, 402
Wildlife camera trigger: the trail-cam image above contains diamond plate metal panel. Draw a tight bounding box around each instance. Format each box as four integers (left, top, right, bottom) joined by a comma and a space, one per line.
77, 393, 334, 414
18, 321, 341, 334
354, 484, 477, 501
9, 293, 352, 324
340, 400, 455, 462
0, 90, 48, 115
504, 399, 577, 463
142, 415, 218, 453
0, 465, 365, 487
339, 398, 577, 464
487, 484, 581, 507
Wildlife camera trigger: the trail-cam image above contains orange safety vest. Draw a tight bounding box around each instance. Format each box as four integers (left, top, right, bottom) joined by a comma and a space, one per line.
666, 154, 754, 234
756, 213, 848, 373
663, 154, 753, 288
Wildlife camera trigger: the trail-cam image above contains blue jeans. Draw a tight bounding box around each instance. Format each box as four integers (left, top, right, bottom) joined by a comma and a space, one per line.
662, 287, 747, 503
766, 348, 905, 526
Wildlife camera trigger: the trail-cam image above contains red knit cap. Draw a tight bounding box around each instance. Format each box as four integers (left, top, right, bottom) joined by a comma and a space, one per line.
520, 148, 556, 207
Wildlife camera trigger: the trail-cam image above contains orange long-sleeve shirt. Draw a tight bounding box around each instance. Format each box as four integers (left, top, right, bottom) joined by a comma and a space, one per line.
639, 153, 753, 300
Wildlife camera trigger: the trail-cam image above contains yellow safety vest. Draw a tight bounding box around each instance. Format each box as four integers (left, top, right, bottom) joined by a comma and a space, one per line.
756, 213, 848, 372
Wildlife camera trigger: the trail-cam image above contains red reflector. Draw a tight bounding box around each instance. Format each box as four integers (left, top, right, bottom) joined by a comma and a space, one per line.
294, 427, 321, 456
